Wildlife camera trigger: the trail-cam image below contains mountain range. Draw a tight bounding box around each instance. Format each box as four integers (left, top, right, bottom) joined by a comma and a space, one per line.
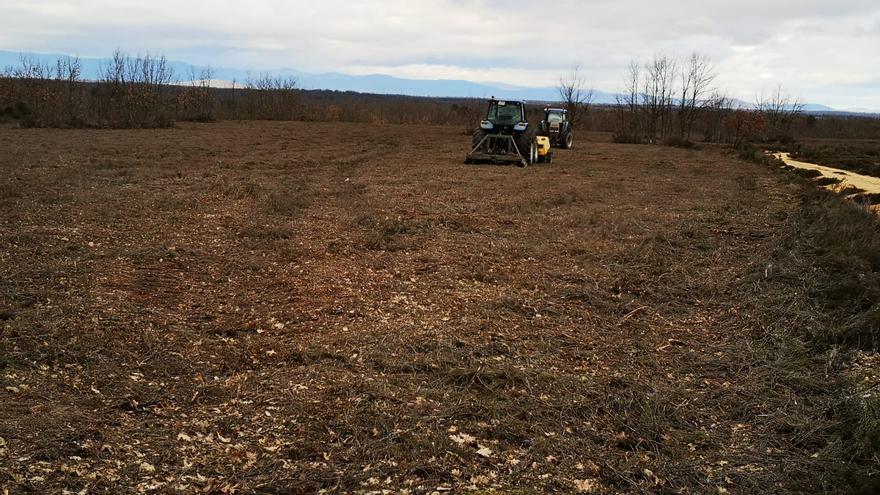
0, 50, 868, 114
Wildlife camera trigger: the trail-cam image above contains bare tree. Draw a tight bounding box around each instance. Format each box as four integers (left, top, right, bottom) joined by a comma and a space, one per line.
678, 53, 715, 140
101, 50, 127, 88
558, 65, 594, 127
703, 90, 734, 143
10, 55, 76, 126
230, 78, 238, 120
642, 54, 677, 141
755, 86, 804, 141
13, 55, 50, 121
97, 50, 176, 127
244, 72, 299, 120
615, 59, 642, 140
724, 109, 767, 148
180, 65, 216, 121
53, 56, 83, 125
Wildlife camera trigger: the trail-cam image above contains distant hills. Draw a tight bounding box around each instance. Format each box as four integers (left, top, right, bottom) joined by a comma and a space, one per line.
0, 50, 874, 115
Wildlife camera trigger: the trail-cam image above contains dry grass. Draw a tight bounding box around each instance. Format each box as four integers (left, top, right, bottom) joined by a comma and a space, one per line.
0, 121, 877, 494
791, 138, 880, 178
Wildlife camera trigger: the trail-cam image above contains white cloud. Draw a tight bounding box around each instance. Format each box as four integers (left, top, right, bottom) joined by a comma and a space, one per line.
0, 0, 878, 108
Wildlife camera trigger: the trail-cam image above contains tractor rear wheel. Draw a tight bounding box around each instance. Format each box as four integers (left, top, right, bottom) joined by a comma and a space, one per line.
564, 132, 573, 149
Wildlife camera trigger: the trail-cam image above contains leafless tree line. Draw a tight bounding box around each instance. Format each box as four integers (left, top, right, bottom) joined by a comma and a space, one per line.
0, 52, 489, 129
95, 50, 176, 126
614, 53, 804, 146
1, 52, 307, 127
0, 55, 86, 127
1, 52, 186, 127
0, 53, 502, 129
233, 73, 300, 120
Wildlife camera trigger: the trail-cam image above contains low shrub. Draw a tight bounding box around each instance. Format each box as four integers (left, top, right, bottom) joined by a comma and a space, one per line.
612, 133, 643, 144
662, 136, 696, 149
815, 177, 842, 186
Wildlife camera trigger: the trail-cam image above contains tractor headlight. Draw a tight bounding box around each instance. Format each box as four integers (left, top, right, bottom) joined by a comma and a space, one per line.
480, 121, 494, 130
513, 122, 528, 132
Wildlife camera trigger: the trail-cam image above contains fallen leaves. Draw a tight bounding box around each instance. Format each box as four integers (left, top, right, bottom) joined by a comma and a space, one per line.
643, 468, 663, 486
448, 430, 494, 460
448, 432, 475, 445
475, 445, 493, 458
573, 478, 599, 493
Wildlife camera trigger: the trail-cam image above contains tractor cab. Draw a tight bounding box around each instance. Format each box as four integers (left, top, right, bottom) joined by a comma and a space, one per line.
545, 108, 566, 124
481, 99, 529, 133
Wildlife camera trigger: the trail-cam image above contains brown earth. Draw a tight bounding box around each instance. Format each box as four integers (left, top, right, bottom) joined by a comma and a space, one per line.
0, 122, 869, 493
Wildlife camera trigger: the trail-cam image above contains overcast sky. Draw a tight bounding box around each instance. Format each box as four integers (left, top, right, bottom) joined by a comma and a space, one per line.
2, 0, 879, 109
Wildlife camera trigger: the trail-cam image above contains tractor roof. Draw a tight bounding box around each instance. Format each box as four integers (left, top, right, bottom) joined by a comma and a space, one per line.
489, 98, 526, 104
545, 107, 566, 112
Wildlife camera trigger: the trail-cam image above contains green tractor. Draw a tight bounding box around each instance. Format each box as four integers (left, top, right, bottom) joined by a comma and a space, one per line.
538, 107, 573, 149
465, 98, 550, 167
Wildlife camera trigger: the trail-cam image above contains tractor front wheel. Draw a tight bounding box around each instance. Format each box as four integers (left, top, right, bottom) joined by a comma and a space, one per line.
516, 130, 537, 167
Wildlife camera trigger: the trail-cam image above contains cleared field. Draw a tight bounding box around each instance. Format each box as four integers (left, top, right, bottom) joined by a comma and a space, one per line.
0, 122, 874, 493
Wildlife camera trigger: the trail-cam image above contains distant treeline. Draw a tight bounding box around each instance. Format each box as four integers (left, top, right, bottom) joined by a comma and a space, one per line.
1, 51, 878, 145
0, 51, 485, 129
606, 53, 880, 146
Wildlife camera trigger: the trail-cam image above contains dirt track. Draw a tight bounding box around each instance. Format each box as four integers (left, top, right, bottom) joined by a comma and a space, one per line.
0, 122, 847, 493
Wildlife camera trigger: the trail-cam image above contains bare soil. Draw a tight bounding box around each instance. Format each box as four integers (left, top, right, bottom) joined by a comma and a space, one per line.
0, 122, 872, 493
